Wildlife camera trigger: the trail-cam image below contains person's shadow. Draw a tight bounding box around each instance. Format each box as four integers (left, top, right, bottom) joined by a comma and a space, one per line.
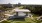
13, 18, 25, 21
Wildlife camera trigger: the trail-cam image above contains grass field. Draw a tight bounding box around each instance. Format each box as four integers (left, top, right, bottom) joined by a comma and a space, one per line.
0, 16, 42, 23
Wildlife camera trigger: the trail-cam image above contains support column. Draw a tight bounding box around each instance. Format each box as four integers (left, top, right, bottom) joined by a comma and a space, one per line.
16, 12, 18, 16
26, 12, 28, 16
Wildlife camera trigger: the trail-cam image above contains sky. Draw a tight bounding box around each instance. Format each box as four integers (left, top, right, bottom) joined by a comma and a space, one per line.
0, 0, 42, 4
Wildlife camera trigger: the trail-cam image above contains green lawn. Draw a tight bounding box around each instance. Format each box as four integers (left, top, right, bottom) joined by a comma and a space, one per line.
0, 14, 42, 23
0, 17, 42, 23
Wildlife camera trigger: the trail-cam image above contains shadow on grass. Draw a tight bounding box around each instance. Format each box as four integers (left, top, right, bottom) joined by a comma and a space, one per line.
8, 18, 25, 22
13, 18, 25, 21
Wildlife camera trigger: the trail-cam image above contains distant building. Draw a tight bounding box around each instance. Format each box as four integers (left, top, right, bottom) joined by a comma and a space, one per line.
2, 4, 13, 8
0, 3, 14, 8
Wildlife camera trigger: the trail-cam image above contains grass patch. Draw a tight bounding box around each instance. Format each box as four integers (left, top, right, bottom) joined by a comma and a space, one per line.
0, 21, 11, 23
0, 16, 42, 23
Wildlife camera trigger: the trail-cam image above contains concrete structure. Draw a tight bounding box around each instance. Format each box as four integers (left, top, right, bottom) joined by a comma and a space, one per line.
4, 8, 31, 20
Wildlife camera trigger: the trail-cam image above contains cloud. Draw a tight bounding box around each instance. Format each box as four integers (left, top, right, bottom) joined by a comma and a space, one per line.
0, 0, 42, 4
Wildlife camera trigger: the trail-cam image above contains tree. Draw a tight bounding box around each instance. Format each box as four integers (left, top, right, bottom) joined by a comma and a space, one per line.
23, 5, 42, 16
18, 3, 21, 7
2, 3, 13, 8
33, 5, 42, 16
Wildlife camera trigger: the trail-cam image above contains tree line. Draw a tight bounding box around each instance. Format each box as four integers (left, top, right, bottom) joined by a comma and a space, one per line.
23, 5, 42, 16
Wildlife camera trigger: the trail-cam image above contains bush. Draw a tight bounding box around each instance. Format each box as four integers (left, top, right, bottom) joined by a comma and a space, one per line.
0, 21, 10, 23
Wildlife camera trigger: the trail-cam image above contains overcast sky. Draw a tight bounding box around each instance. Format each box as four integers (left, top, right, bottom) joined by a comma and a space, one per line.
0, 0, 42, 4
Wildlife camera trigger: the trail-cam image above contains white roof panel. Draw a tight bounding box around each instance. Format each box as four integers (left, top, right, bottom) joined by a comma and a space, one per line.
14, 9, 31, 12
